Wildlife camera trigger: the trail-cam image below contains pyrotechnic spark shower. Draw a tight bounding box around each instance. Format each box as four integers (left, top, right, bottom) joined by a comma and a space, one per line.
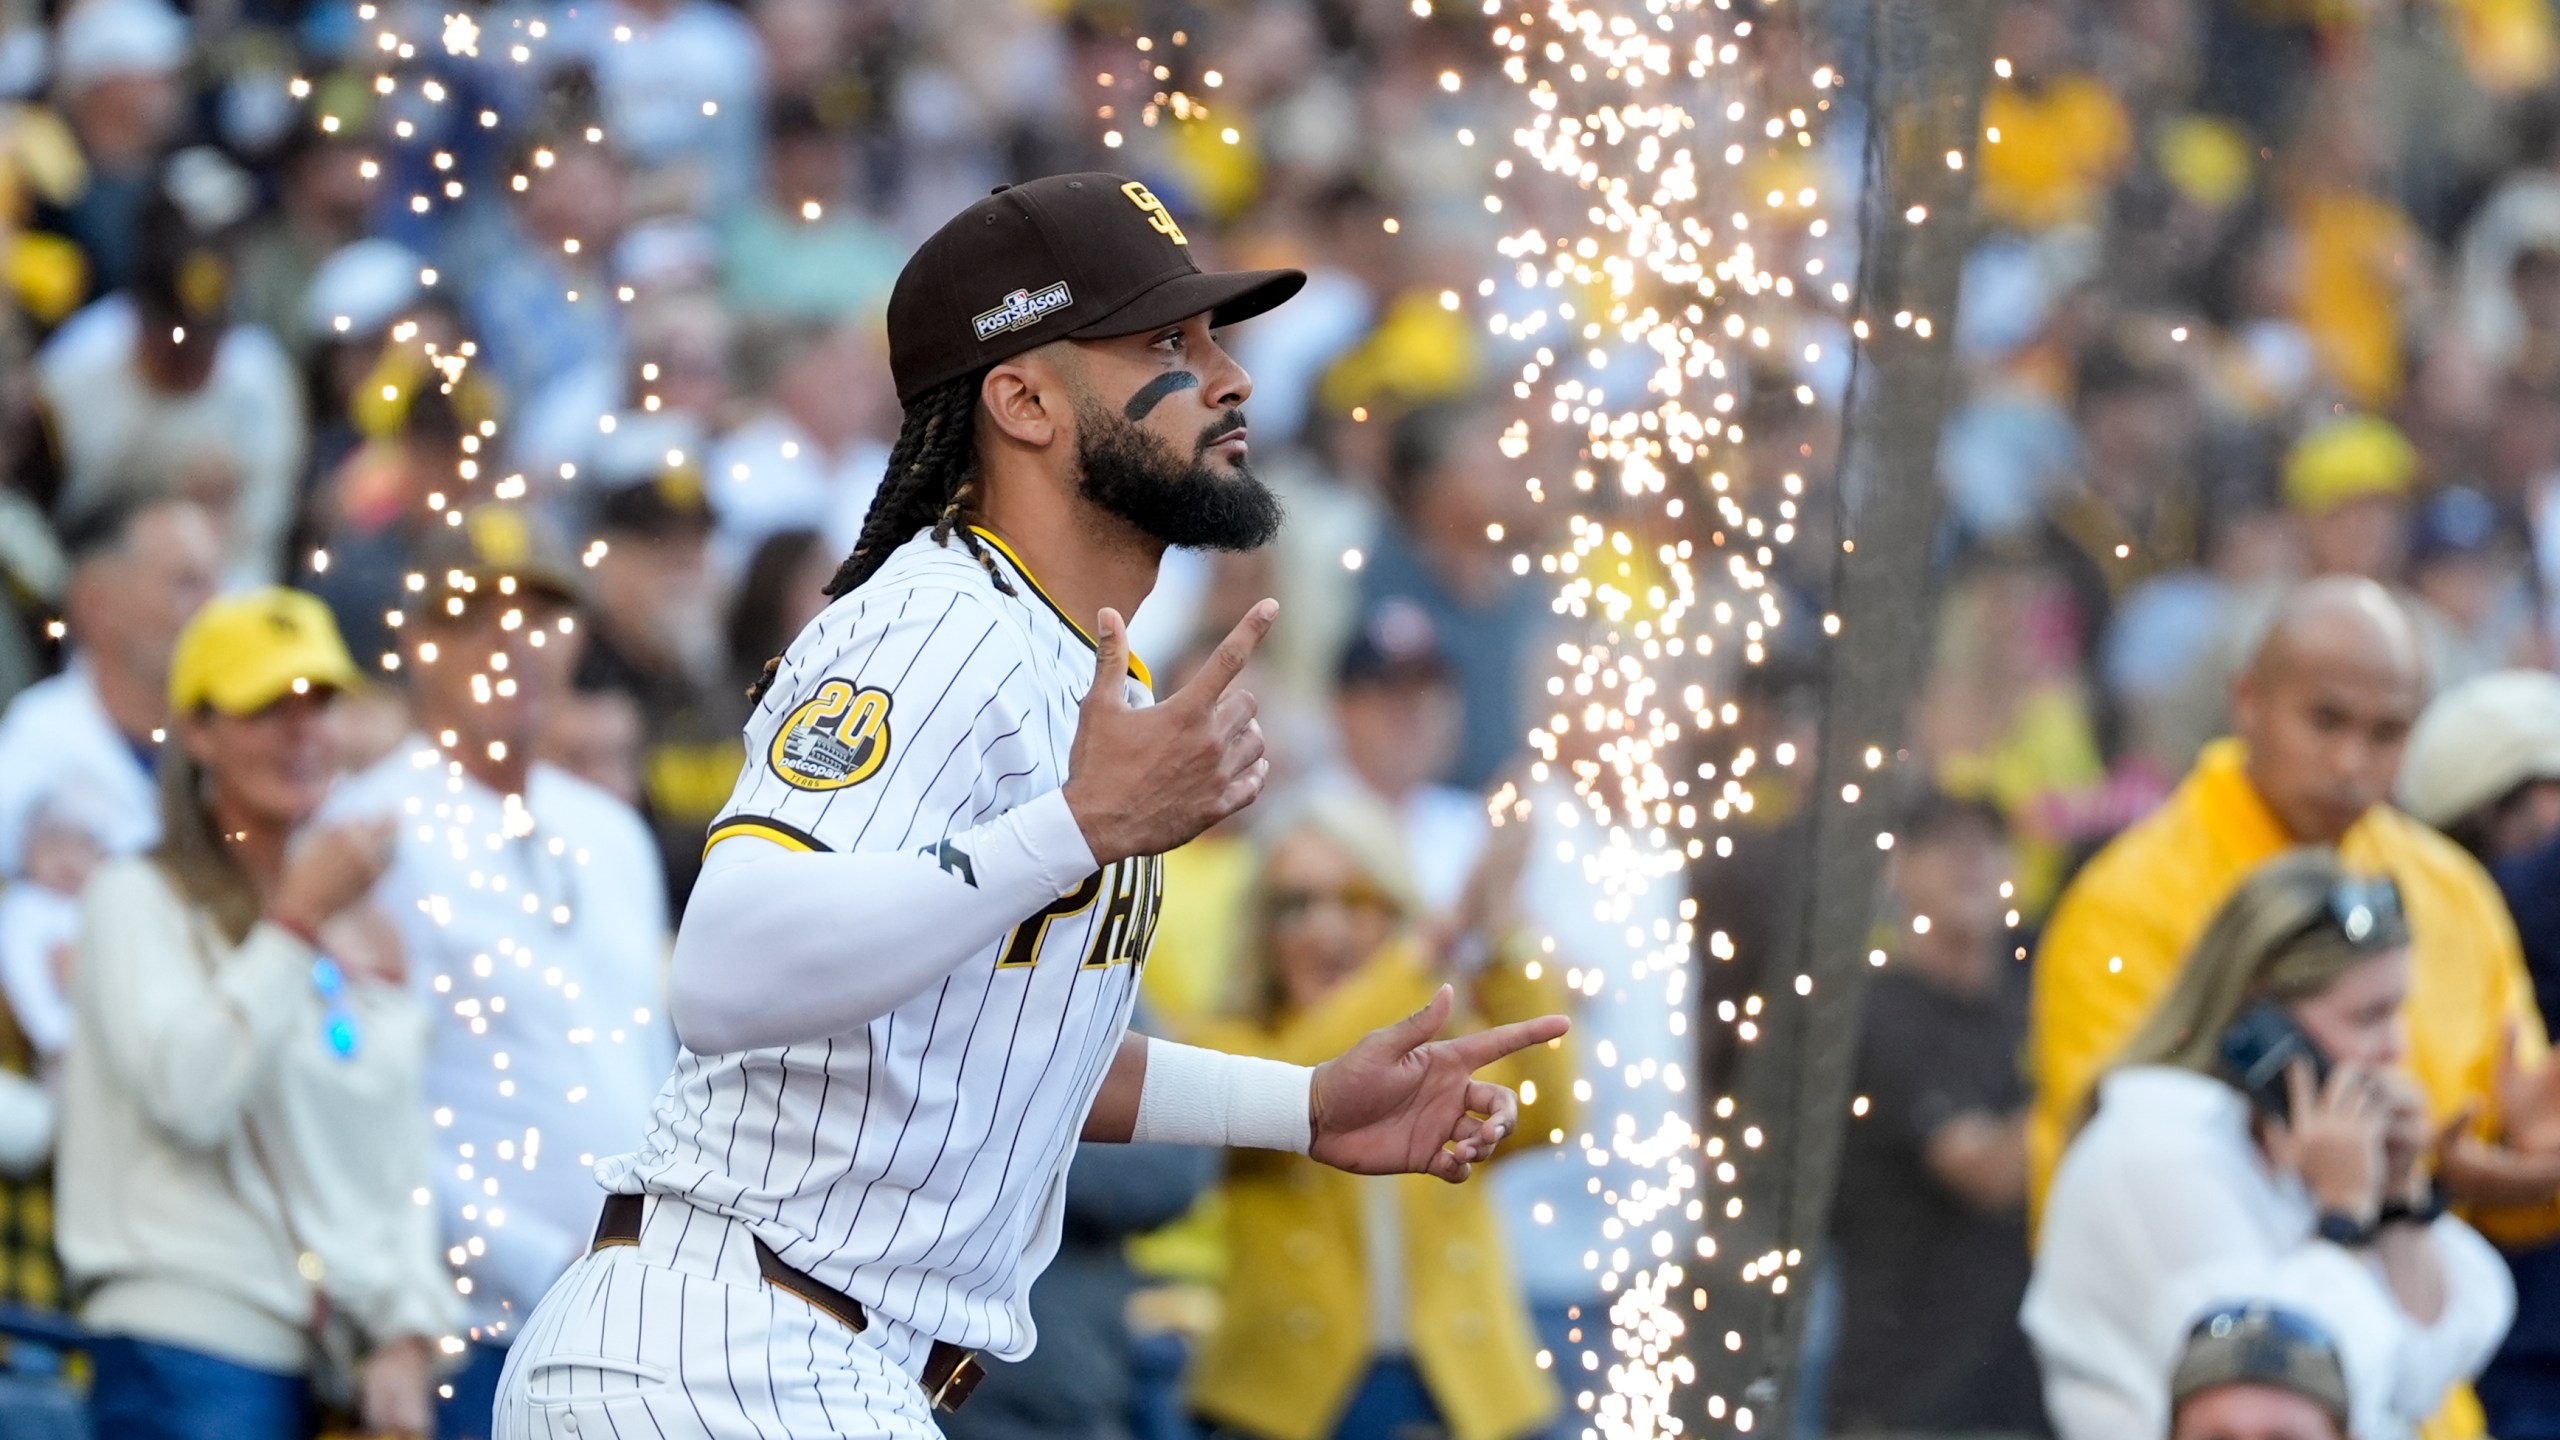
289, 1, 651, 1373
1470, 1, 1862, 1433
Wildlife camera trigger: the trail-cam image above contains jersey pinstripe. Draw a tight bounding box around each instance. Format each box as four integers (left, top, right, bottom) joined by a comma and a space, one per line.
592, 526, 1162, 1361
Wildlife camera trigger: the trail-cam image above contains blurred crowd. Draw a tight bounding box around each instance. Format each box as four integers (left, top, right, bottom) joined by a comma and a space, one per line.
4, 0, 2560, 1439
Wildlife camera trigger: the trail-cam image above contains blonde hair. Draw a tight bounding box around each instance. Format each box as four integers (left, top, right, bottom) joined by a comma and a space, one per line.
1224, 787, 1423, 1026
2107, 848, 2410, 1088
149, 738, 261, 946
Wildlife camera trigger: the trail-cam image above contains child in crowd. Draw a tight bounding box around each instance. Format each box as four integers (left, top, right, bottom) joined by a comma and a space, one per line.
0, 786, 112, 1074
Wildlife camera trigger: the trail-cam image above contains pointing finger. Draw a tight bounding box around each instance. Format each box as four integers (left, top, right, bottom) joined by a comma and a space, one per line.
1173, 600, 1277, 713
1444, 1014, 1572, 1071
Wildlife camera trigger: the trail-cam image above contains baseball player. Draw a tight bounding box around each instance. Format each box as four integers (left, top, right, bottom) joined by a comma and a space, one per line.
492, 173, 1568, 1437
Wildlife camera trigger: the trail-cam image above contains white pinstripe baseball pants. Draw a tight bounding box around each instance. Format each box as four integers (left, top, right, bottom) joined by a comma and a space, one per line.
492, 1198, 946, 1440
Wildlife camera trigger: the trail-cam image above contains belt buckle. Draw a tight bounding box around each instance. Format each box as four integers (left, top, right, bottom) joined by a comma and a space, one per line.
927, 1351, 986, 1412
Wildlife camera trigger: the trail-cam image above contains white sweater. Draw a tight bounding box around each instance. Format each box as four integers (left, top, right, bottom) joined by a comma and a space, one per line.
2025, 1066, 2514, 1440
55, 859, 456, 1372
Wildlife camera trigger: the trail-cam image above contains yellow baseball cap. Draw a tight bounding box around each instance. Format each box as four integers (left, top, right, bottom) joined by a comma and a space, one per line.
168, 587, 364, 717
2283, 413, 2418, 516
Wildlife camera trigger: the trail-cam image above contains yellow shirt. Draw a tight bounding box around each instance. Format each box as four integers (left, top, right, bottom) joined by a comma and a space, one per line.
1976, 77, 2132, 233
2028, 739, 2547, 1438
2292, 186, 2418, 408
1186, 943, 1575, 1440
1138, 834, 1258, 1028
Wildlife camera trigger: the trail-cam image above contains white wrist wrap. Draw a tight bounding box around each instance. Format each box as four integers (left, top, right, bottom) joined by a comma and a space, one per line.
1130, 1039, 1313, 1153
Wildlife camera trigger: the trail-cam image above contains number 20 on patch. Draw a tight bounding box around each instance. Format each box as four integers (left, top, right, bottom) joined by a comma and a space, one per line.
770, 679, 893, 791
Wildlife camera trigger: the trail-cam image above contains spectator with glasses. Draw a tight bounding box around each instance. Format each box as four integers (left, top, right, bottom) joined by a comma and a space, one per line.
55, 589, 453, 1440
2169, 1306, 2353, 1440
1186, 788, 1573, 1440
2025, 850, 2514, 1440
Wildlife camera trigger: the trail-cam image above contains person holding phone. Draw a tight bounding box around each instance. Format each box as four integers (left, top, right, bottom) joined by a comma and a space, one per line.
2023, 849, 2515, 1440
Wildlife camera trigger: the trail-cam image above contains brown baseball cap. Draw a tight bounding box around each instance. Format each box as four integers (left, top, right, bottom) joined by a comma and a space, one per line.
886, 173, 1304, 402
2170, 1305, 2351, 1429
413, 503, 585, 612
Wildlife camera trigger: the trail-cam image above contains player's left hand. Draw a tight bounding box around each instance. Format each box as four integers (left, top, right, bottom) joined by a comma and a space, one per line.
1308, 985, 1569, 1183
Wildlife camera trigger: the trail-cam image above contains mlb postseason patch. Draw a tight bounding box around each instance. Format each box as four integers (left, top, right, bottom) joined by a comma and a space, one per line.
770, 678, 894, 791
973, 281, 1073, 340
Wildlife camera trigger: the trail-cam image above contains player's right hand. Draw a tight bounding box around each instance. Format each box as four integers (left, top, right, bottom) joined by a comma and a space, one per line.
1064, 600, 1275, 865
268, 816, 398, 939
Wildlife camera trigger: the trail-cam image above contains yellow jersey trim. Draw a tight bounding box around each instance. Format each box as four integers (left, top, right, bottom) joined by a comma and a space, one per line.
703, 816, 830, 859
966, 525, 1155, 692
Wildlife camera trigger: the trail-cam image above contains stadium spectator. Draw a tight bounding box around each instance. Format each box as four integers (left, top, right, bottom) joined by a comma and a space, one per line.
1357, 404, 1547, 791
56, 589, 451, 1440
2028, 579, 2557, 1230
1827, 793, 2048, 1438
707, 318, 895, 579
1185, 789, 1572, 1440
0, 789, 109, 1073
2400, 669, 2560, 1437
35, 157, 305, 586
527, 0, 767, 217
570, 419, 743, 905
719, 526, 834, 701
2026, 850, 2514, 1440
36, 0, 187, 301
714, 97, 905, 324
0, 492, 218, 879
463, 128, 627, 415
230, 128, 377, 367
2284, 414, 2417, 586
2166, 1306, 2352, 1440
320, 506, 672, 1440
1322, 598, 1484, 914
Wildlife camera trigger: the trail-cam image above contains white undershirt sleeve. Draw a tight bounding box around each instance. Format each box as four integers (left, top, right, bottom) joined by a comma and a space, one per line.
667, 788, 1097, 1054
1129, 1037, 1313, 1153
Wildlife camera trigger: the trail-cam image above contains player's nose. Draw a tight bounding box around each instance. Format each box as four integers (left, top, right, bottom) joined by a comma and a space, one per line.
1203, 335, 1252, 410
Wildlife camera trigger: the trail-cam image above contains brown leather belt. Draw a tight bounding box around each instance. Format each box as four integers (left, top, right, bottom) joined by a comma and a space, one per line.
591, 1193, 985, 1411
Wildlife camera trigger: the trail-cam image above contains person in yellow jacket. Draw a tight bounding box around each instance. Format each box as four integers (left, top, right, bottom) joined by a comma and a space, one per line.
1187, 788, 1575, 1440
2030, 577, 2560, 1438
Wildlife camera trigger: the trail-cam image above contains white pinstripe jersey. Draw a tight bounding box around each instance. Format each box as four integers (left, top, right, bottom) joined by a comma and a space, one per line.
593, 525, 1163, 1360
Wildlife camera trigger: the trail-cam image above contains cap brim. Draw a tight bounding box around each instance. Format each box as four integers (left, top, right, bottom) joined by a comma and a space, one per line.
1069, 267, 1305, 340
206, 650, 365, 716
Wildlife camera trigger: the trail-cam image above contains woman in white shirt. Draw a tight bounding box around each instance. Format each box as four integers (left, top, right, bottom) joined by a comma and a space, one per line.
56, 589, 453, 1440
2024, 849, 2515, 1439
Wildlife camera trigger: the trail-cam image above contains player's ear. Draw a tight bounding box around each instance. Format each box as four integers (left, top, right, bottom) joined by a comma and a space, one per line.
980, 352, 1068, 450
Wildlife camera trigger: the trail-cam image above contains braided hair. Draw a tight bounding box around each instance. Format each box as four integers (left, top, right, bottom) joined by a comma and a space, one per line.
747, 369, 1017, 705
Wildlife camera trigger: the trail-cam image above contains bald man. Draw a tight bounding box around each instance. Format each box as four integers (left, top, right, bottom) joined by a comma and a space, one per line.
2029, 578, 2555, 1246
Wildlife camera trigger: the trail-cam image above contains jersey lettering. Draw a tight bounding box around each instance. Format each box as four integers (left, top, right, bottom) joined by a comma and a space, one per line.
769, 679, 893, 791
996, 868, 1105, 969
1082, 853, 1162, 969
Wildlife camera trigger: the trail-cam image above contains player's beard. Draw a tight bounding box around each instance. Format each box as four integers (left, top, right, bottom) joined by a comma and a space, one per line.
1070, 397, 1283, 550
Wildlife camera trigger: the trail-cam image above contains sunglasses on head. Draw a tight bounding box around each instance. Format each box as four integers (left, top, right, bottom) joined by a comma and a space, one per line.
2189, 1304, 2338, 1353
2318, 875, 2404, 948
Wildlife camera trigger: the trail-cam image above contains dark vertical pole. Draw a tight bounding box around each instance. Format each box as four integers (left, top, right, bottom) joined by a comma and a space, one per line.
1690, 0, 2001, 1429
